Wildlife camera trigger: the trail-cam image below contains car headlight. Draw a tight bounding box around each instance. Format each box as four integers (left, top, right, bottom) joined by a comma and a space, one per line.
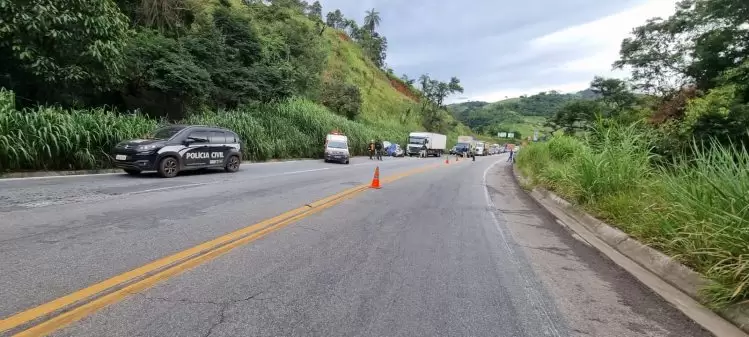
136, 144, 159, 152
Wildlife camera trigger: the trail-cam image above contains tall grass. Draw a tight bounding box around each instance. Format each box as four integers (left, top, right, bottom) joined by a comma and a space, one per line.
0, 89, 158, 170
658, 141, 749, 307
572, 124, 653, 203
0, 90, 408, 172
516, 123, 749, 308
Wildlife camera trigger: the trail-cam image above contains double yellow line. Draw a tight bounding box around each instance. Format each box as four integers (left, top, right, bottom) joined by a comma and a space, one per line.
1, 161, 456, 336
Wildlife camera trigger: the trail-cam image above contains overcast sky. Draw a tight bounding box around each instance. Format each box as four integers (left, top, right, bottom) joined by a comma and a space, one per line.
316, 0, 678, 103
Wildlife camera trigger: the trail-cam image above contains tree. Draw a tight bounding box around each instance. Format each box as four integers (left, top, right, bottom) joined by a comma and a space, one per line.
363, 8, 381, 33
358, 31, 387, 68
418, 74, 431, 93
269, 0, 307, 12
0, 0, 130, 104
320, 80, 362, 119
547, 100, 602, 133
400, 74, 415, 86
325, 9, 345, 29
590, 76, 637, 116
308, 1, 322, 21
614, 0, 749, 94
342, 19, 359, 39
448, 77, 464, 95
418, 75, 463, 107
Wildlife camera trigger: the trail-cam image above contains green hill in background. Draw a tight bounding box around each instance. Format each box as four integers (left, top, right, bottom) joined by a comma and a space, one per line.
447, 89, 598, 139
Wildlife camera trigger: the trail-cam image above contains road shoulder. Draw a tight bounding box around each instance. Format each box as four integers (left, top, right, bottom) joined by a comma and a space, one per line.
509, 164, 749, 336
485, 161, 713, 337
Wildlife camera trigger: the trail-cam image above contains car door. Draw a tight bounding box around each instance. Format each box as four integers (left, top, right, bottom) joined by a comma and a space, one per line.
182, 130, 211, 168
208, 131, 228, 166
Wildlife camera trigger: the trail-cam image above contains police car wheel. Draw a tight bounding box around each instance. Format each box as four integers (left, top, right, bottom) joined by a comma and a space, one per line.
123, 169, 140, 176
158, 157, 179, 178
225, 155, 240, 173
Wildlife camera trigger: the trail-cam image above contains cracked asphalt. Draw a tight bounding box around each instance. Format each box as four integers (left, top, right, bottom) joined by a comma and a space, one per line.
1, 155, 712, 336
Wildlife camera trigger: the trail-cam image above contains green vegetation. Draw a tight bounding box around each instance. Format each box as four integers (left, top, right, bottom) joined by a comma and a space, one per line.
447, 90, 596, 139
0, 89, 403, 170
518, 126, 749, 309
518, 0, 749, 309
0, 0, 471, 172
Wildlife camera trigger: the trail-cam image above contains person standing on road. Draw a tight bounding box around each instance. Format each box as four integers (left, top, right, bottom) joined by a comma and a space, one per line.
375, 139, 383, 161
420, 143, 427, 158
507, 148, 514, 162
368, 140, 375, 160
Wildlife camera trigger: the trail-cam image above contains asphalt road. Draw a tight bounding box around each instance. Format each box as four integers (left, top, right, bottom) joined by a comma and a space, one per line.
1, 155, 712, 336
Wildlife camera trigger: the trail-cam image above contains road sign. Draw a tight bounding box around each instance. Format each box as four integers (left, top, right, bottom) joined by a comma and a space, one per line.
498, 132, 507, 138
507, 132, 514, 139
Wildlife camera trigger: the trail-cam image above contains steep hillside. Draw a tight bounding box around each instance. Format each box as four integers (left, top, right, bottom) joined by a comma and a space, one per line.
0, 0, 475, 171
323, 29, 422, 131
319, 26, 475, 146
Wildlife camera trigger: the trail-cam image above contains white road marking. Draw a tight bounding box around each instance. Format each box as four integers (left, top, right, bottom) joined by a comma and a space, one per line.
125, 183, 209, 195
273, 168, 330, 175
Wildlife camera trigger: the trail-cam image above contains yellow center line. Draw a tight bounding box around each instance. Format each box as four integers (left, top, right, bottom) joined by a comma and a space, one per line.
2, 159, 465, 336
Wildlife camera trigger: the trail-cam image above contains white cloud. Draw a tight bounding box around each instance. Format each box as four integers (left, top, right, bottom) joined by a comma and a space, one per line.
530, 0, 676, 49
464, 0, 678, 101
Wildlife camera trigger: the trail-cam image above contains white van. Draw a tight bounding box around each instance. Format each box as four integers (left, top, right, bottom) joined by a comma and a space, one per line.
324, 133, 350, 164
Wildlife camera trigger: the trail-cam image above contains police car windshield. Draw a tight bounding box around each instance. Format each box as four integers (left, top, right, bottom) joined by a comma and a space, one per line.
327, 141, 347, 149
149, 127, 184, 140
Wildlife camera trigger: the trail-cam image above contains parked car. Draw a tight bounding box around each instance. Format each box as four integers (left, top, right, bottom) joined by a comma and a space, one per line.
112, 125, 241, 178
387, 143, 404, 157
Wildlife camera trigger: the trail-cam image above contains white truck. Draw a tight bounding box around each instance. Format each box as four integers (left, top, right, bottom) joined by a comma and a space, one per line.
406, 132, 447, 157
456, 135, 476, 157
475, 141, 486, 156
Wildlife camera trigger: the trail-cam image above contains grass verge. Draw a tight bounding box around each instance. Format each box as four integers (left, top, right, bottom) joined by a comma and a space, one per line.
516, 123, 749, 309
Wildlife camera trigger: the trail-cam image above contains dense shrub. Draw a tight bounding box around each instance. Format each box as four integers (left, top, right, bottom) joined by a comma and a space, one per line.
319, 80, 362, 119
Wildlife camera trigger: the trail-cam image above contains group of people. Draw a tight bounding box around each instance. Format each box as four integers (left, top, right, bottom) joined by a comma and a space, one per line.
459, 147, 476, 161
368, 139, 384, 160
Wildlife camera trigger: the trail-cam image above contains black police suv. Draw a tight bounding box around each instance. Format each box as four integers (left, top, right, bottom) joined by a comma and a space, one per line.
113, 125, 242, 178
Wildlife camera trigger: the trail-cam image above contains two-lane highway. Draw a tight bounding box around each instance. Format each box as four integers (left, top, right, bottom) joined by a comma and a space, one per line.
0, 156, 437, 319
1, 155, 713, 336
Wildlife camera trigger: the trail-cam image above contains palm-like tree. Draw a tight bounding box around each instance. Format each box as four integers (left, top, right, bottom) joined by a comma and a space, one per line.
363, 8, 381, 33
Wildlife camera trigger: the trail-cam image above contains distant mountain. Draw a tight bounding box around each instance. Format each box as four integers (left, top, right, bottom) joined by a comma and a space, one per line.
447, 89, 598, 135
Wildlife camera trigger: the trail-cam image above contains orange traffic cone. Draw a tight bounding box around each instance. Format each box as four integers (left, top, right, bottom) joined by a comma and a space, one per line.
445, 156, 449, 164
370, 166, 381, 189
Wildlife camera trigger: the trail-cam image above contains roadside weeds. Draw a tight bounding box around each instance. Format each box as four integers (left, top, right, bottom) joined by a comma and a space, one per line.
511, 165, 749, 336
